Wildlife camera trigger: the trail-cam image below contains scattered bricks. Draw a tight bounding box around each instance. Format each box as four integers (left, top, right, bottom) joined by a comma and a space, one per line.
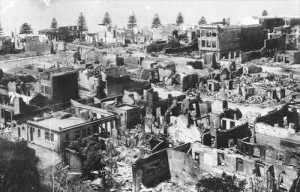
112, 128, 118, 139
243, 66, 249, 74
290, 72, 294, 79
126, 138, 131, 147
213, 117, 221, 129
230, 71, 239, 79
119, 126, 126, 136
199, 103, 208, 116
133, 138, 137, 147
205, 101, 212, 113
248, 87, 255, 96
207, 80, 220, 92
121, 136, 127, 145
225, 80, 233, 90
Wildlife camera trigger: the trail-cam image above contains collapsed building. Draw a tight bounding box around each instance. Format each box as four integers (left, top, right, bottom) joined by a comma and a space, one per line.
236, 104, 300, 191
99, 66, 150, 98
273, 50, 300, 64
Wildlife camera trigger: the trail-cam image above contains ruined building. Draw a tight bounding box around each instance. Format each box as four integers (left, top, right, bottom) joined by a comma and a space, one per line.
198, 24, 267, 61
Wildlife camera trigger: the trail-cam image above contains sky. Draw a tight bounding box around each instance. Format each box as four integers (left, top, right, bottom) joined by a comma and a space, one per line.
0, 0, 299, 35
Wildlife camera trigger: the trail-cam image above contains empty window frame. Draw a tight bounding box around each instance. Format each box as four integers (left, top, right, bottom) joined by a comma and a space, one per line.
75, 131, 80, 139
44, 86, 51, 95
212, 41, 217, 48
236, 158, 244, 172
253, 147, 261, 158
41, 85, 45, 93
197, 30, 201, 37
45, 131, 50, 141
82, 129, 86, 138
206, 31, 212, 37
50, 133, 54, 142
93, 126, 98, 133
45, 131, 54, 142
207, 41, 211, 47
265, 149, 273, 160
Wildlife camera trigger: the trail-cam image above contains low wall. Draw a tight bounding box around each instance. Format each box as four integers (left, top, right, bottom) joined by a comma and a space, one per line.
64, 148, 83, 172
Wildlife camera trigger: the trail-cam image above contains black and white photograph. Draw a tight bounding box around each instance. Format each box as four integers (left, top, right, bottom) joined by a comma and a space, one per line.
0, 0, 300, 191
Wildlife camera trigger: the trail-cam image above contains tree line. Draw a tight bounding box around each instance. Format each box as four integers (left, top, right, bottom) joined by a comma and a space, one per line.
18, 12, 208, 35
18, 9, 269, 35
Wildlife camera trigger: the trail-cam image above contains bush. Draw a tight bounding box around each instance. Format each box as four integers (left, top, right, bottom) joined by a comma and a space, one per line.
196, 172, 246, 192
0, 138, 42, 192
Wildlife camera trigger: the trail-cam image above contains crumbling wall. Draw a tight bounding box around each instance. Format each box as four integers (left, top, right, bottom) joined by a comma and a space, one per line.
274, 51, 300, 64
241, 51, 262, 63
52, 72, 79, 103
168, 115, 202, 143
241, 25, 267, 52
181, 73, 198, 92
64, 149, 82, 172
140, 68, 160, 83
167, 148, 197, 184
203, 53, 217, 67
124, 56, 143, 66
116, 56, 125, 66
255, 104, 289, 127
242, 65, 262, 74
164, 40, 198, 54
215, 122, 249, 148
146, 43, 167, 53
186, 60, 203, 69
158, 67, 173, 83
105, 67, 127, 78
86, 50, 100, 62
294, 51, 300, 64
133, 149, 171, 189
264, 34, 286, 52
238, 138, 300, 167
219, 28, 241, 51
106, 76, 150, 98
25, 42, 51, 54
126, 107, 142, 128
78, 69, 99, 99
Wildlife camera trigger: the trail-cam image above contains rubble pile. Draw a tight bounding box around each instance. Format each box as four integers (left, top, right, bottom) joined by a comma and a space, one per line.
151, 181, 197, 192
111, 146, 142, 192
113, 161, 133, 192
245, 57, 279, 67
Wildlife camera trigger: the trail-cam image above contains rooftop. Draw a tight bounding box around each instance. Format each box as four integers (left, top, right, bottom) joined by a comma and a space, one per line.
116, 104, 136, 110
28, 116, 87, 132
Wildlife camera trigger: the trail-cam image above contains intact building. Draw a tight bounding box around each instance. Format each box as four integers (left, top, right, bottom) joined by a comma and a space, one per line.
21, 100, 120, 151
